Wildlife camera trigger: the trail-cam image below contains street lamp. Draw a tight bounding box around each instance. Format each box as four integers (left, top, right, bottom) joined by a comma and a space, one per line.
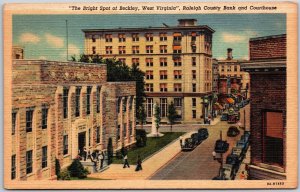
202, 96, 209, 124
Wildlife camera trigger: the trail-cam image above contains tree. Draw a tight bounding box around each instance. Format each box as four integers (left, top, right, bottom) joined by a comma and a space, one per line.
154, 104, 161, 136
167, 102, 177, 132
107, 137, 113, 165
137, 105, 146, 129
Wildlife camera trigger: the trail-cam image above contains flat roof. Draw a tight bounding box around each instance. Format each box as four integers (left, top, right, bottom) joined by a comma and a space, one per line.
250, 34, 286, 41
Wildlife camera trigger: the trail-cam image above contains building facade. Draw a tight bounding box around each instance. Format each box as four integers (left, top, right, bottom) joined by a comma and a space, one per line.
12, 46, 24, 59
11, 59, 136, 180
241, 34, 286, 180
212, 59, 219, 93
217, 48, 250, 97
82, 19, 214, 123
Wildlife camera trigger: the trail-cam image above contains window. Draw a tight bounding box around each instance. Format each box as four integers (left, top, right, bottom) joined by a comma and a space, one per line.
42, 146, 47, 168
75, 87, 81, 117
192, 110, 196, 118
96, 126, 100, 143
122, 97, 127, 112
11, 155, 16, 179
160, 98, 168, 117
174, 70, 182, 79
26, 150, 33, 174
173, 32, 182, 41
123, 123, 127, 138
146, 58, 153, 67
132, 46, 139, 54
192, 45, 196, 53
145, 33, 153, 41
234, 65, 238, 72
227, 65, 231, 72
160, 45, 167, 53
146, 45, 153, 53
132, 33, 139, 42
117, 98, 121, 114
86, 86, 92, 115
173, 45, 182, 54
105, 34, 112, 42
117, 125, 120, 140
174, 83, 182, 92
92, 35, 96, 42
159, 32, 167, 41
160, 57, 167, 67
160, 83, 168, 92
63, 87, 69, 118
88, 129, 91, 146
145, 84, 154, 92
96, 86, 101, 113
63, 135, 68, 155
146, 70, 154, 80
192, 70, 196, 79
119, 46, 126, 54
192, 98, 196, 107
192, 57, 196, 66
160, 70, 167, 80
191, 32, 197, 41
192, 83, 196, 92
118, 58, 126, 64
26, 109, 33, 133
174, 98, 182, 107
118, 33, 126, 42
12, 112, 16, 135
129, 121, 133, 136
105, 46, 112, 54
146, 98, 153, 117
263, 111, 284, 166
221, 65, 225, 72
132, 58, 139, 66
41, 106, 48, 129
92, 46, 96, 54
174, 58, 182, 66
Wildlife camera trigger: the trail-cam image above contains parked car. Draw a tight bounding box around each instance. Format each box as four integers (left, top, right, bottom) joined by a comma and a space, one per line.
221, 112, 228, 121
226, 154, 241, 174
191, 133, 200, 145
181, 138, 196, 151
198, 128, 209, 141
231, 146, 244, 161
227, 126, 240, 137
222, 164, 235, 180
214, 139, 229, 153
236, 139, 249, 153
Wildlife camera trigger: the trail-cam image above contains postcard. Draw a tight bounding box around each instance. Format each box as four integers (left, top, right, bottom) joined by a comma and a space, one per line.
3, 1, 298, 189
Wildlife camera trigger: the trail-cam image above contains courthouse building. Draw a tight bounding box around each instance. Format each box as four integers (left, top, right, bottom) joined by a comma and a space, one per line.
11, 59, 136, 180
241, 34, 286, 179
82, 19, 214, 123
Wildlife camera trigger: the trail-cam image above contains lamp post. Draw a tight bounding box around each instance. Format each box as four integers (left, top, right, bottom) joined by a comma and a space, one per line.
202, 96, 209, 124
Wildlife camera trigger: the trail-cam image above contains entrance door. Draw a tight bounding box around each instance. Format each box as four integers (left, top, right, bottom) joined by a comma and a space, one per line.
78, 132, 86, 156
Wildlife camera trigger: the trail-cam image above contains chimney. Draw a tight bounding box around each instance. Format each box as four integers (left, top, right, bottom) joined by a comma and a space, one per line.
178, 19, 197, 26
227, 48, 233, 60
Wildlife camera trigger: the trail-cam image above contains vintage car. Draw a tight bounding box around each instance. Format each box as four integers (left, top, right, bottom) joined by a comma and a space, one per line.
236, 139, 249, 153
181, 138, 196, 151
226, 154, 241, 174
221, 112, 228, 121
191, 133, 200, 145
222, 164, 235, 180
214, 139, 229, 153
227, 126, 240, 137
231, 146, 244, 161
197, 128, 209, 141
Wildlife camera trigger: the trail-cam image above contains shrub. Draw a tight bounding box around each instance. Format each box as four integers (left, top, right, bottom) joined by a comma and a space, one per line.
55, 159, 61, 179
107, 137, 113, 165
136, 129, 147, 147
68, 159, 89, 179
59, 169, 71, 180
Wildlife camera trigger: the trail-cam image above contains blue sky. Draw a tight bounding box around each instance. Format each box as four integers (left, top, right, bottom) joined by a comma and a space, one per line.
13, 14, 286, 61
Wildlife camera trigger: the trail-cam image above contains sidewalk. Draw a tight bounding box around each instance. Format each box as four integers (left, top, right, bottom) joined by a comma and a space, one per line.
88, 132, 193, 180
235, 146, 251, 180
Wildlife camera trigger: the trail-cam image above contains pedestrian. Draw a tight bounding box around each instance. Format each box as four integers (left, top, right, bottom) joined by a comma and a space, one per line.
135, 155, 142, 171
239, 171, 248, 180
179, 136, 183, 147
83, 147, 87, 161
212, 151, 216, 160
123, 154, 130, 168
99, 151, 104, 170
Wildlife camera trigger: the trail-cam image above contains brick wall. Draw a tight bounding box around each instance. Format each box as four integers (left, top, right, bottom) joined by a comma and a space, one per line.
250, 72, 286, 167
249, 35, 286, 60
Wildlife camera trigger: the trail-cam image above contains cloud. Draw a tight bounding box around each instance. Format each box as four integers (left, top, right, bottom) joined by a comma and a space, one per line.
222, 32, 247, 43
19, 33, 40, 44
45, 33, 64, 48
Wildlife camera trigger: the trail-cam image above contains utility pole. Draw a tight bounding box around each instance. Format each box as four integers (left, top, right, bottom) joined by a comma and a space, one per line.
66, 20, 68, 61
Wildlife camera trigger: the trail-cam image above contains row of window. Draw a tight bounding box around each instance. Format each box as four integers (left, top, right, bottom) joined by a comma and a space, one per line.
116, 121, 133, 140
146, 70, 190, 80
93, 45, 189, 55
118, 57, 197, 67
221, 65, 239, 72
145, 83, 197, 93
90, 32, 199, 43
116, 97, 134, 114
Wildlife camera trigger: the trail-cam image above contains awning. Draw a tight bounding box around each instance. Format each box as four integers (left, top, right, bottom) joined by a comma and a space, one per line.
226, 98, 235, 104
173, 45, 182, 50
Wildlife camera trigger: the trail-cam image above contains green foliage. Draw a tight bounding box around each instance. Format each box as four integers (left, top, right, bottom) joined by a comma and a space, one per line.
154, 104, 161, 134
55, 158, 61, 179
59, 169, 71, 180
135, 129, 147, 147
68, 159, 89, 179
167, 102, 178, 132
107, 137, 113, 165
137, 105, 146, 129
